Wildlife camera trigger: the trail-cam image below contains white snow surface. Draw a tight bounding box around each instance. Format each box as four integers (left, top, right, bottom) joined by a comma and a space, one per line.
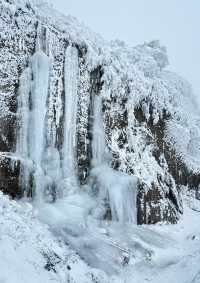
0, 192, 109, 283
1, 190, 200, 283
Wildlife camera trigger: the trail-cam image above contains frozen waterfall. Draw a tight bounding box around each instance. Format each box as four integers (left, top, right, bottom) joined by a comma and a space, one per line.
91, 165, 138, 223
62, 45, 79, 183
17, 67, 32, 194
92, 94, 107, 166
17, 51, 50, 199
17, 68, 31, 159
29, 51, 50, 201
17, 45, 80, 200
90, 89, 137, 223
16, 45, 137, 223
29, 51, 50, 167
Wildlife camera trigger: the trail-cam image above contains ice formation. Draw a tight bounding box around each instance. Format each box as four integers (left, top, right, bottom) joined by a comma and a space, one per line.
16, 44, 81, 200
17, 68, 31, 159
62, 45, 79, 183
92, 94, 107, 166
30, 51, 50, 201
11, 0, 200, 222
1, 0, 200, 282
17, 51, 50, 199
17, 67, 32, 193
91, 165, 138, 223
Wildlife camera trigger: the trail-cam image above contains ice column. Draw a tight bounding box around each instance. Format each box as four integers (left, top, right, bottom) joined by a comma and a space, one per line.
29, 51, 50, 166
17, 51, 50, 198
62, 46, 79, 181
92, 95, 106, 166
29, 51, 50, 200
16, 67, 32, 193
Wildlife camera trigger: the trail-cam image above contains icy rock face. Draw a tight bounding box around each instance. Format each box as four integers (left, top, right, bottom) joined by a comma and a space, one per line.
0, 0, 200, 224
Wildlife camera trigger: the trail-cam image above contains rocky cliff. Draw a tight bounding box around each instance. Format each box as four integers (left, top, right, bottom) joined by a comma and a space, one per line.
1, 0, 200, 225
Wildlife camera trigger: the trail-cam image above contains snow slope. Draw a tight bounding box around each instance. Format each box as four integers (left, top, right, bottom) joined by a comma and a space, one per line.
0, 192, 109, 283
1, 190, 200, 283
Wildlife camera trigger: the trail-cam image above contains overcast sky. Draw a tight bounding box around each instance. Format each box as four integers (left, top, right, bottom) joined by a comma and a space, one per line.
48, 0, 199, 96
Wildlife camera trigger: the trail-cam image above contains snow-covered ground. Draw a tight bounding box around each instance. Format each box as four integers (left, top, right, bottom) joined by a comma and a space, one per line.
1, 190, 200, 283
123, 205, 200, 283
0, 192, 109, 283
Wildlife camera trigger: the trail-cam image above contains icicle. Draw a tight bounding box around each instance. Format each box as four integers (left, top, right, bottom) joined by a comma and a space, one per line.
62, 45, 79, 183
92, 94, 106, 166
29, 51, 50, 201
16, 67, 32, 194
17, 50, 50, 199
29, 51, 50, 167
17, 68, 31, 158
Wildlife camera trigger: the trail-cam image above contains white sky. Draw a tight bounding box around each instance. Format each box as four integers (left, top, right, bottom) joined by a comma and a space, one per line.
48, 0, 199, 96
